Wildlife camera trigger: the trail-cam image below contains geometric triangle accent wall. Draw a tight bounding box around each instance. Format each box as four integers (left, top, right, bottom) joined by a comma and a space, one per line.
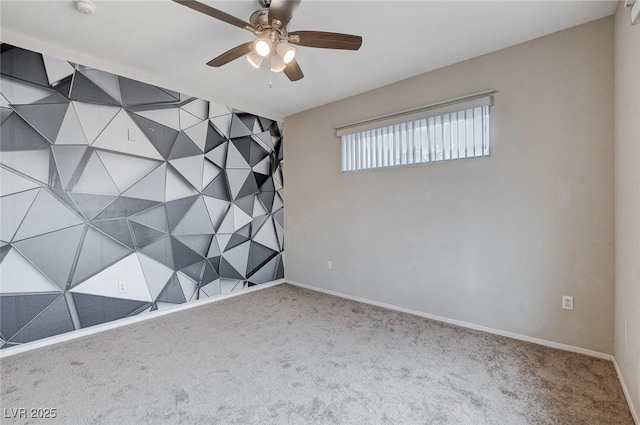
0, 43, 284, 349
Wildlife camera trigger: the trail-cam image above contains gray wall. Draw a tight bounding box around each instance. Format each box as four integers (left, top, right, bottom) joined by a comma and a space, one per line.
0, 44, 284, 348
284, 18, 615, 354
614, 3, 640, 414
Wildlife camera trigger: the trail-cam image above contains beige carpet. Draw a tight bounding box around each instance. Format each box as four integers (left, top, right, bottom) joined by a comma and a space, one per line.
0, 284, 633, 424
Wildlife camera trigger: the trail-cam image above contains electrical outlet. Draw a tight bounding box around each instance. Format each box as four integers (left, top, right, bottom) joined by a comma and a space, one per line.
127, 128, 136, 141
562, 295, 573, 311
326, 260, 332, 270
118, 281, 127, 293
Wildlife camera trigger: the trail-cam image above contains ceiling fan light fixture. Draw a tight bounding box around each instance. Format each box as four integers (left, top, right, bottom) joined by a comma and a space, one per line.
254, 38, 272, 58
270, 55, 286, 73
277, 43, 296, 64
246, 50, 264, 69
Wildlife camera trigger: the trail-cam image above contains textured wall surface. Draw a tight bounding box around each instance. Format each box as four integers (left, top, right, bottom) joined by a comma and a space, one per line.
0, 44, 284, 348
614, 3, 640, 415
284, 18, 615, 353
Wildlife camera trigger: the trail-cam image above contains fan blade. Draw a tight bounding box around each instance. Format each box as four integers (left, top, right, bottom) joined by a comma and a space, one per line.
283, 58, 304, 81
268, 0, 301, 29
207, 42, 254, 67
289, 31, 362, 50
173, 0, 254, 31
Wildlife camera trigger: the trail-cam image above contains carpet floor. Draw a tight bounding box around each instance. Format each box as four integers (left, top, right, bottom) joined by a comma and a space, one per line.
0, 283, 633, 425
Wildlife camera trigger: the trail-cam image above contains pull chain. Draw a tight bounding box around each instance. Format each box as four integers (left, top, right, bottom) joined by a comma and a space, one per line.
269, 71, 273, 88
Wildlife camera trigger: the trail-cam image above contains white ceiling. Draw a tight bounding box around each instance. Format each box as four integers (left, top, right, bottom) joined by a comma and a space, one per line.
1, 0, 616, 121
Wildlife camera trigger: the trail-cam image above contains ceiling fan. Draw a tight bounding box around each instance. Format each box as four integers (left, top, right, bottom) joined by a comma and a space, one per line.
173, 0, 363, 82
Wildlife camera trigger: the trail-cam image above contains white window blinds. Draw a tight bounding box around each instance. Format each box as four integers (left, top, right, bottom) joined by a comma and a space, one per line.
337, 91, 493, 172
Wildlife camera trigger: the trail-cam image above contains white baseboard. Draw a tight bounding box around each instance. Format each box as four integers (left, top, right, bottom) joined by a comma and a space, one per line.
285, 280, 612, 360
0, 279, 286, 359
612, 356, 640, 424
286, 280, 640, 422
3, 277, 636, 423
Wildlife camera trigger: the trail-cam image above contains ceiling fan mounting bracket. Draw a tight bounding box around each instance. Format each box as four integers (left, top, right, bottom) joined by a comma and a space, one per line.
249, 9, 269, 30
249, 9, 288, 40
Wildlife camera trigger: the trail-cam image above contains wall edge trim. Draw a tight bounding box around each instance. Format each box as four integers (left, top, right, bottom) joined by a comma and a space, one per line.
612, 356, 640, 424
0, 279, 287, 359
285, 280, 613, 360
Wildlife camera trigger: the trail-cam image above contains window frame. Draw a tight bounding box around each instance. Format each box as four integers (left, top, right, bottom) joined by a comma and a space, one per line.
336, 91, 495, 173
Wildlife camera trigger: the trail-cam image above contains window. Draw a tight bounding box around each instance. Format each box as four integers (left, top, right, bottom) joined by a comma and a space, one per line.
337, 91, 494, 172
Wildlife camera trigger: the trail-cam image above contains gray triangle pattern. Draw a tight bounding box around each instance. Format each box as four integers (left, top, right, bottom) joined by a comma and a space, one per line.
0, 43, 284, 348
71, 226, 132, 286
13, 224, 85, 290
13, 189, 84, 241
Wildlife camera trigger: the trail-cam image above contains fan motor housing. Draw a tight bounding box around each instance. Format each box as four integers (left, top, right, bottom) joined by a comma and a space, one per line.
250, 9, 270, 30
